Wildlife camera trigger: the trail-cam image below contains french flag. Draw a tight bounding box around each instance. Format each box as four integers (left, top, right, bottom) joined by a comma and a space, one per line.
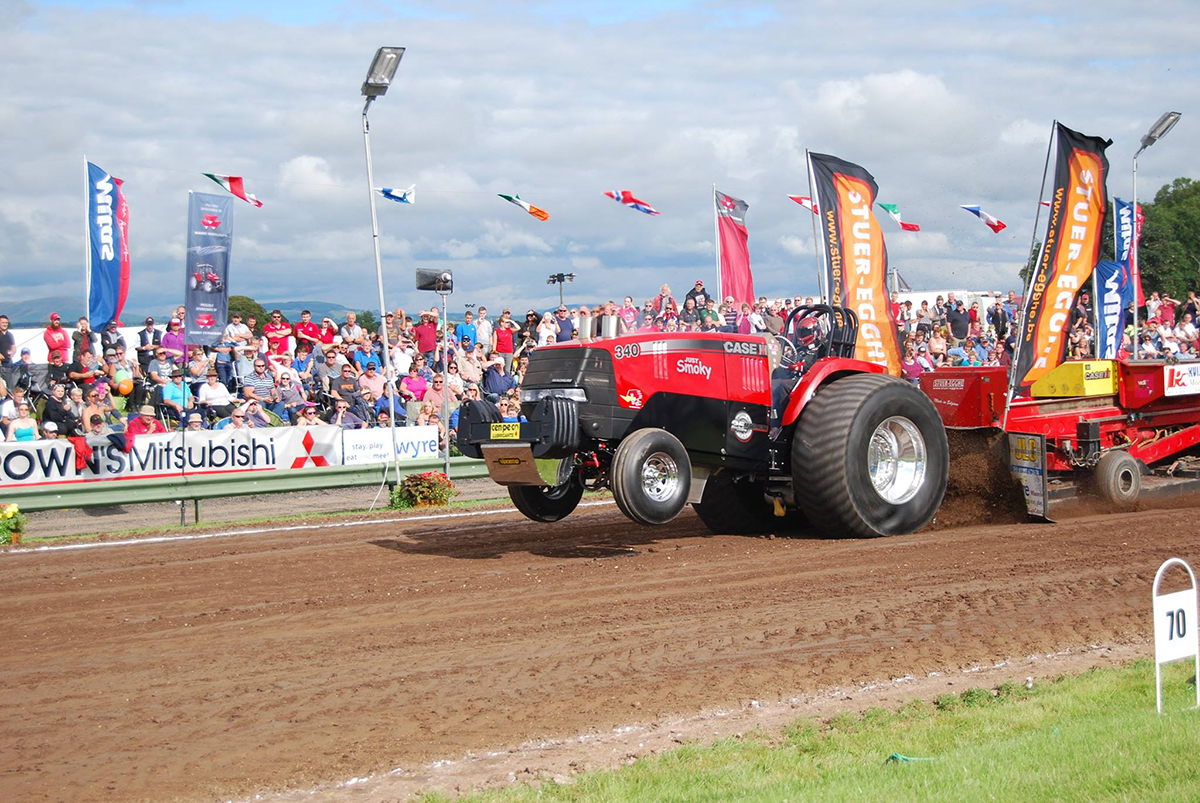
604, 190, 660, 216
960, 204, 1007, 233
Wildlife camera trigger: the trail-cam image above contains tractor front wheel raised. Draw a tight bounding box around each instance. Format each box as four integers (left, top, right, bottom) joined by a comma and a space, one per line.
509, 471, 585, 522
611, 428, 692, 526
792, 374, 948, 537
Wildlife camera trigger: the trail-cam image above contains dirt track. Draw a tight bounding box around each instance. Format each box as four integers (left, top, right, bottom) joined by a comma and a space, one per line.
1, 502, 1193, 802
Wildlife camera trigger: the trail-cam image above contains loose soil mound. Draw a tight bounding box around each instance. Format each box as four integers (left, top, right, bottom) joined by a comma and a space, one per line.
933, 429, 1029, 529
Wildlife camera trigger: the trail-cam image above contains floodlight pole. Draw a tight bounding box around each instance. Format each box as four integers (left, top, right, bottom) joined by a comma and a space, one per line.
362, 96, 399, 484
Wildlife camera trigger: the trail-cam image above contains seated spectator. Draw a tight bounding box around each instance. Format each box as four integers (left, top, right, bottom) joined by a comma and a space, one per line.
198, 370, 236, 420
42, 383, 81, 436
147, 347, 173, 387
66, 386, 87, 422
328, 398, 365, 429
243, 357, 286, 418
375, 382, 404, 422
127, 405, 167, 437
423, 373, 452, 411
69, 349, 105, 389
186, 346, 210, 395
947, 337, 988, 365
399, 364, 427, 403
292, 343, 316, 392
5, 401, 39, 441
358, 361, 385, 398
42, 420, 60, 439
81, 386, 116, 427
277, 372, 307, 423
444, 360, 465, 398
900, 346, 922, 385
330, 362, 361, 406
182, 412, 205, 433
353, 342, 380, 372
227, 407, 252, 430
482, 356, 514, 402
242, 400, 270, 428
496, 398, 527, 423
295, 402, 322, 426
88, 413, 114, 437
162, 370, 195, 425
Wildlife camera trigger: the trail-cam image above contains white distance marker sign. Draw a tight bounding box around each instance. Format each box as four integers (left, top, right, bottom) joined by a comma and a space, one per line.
1152, 558, 1200, 713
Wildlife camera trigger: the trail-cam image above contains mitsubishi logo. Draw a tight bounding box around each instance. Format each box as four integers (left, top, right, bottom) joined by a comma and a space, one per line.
290, 430, 331, 468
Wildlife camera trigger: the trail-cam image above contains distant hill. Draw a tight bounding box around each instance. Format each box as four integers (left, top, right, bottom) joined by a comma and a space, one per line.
2, 297, 181, 327
261, 300, 358, 320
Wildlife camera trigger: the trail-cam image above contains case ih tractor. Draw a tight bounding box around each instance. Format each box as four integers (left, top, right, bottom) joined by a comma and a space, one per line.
460, 305, 949, 537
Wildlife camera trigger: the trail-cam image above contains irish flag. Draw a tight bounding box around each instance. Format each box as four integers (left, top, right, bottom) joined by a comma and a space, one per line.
877, 203, 920, 232
203, 173, 263, 207
498, 193, 549, 221
787, 195, 818, 214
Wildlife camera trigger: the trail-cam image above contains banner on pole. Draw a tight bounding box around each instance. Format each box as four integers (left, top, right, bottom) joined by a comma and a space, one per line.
714, 190, 755, 307
184, 192, 233, 347
1094, 260, 1132, 359
1013, 123, 1111, 393
1113, 197, 1146, 307
86, 161, 130, 328
807, 152, 901, 375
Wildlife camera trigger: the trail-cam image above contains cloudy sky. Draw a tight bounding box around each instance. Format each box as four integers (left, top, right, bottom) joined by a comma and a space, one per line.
2, 0, 1197, 318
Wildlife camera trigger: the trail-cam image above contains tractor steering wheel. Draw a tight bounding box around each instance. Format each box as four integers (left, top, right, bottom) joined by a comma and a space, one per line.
774, 334, 798, 368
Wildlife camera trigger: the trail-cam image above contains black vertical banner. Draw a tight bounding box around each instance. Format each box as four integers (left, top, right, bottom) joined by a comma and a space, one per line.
184, 192, 233, 347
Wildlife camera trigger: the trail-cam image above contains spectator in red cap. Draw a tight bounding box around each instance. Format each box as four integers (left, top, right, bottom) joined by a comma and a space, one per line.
685, 279, 710, 309
43, 312, 70, 363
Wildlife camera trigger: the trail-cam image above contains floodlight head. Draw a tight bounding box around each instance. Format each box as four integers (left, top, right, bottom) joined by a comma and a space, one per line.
361, 47, 405, 98
1139, 111, 1181, 152
565, 273, 577, 282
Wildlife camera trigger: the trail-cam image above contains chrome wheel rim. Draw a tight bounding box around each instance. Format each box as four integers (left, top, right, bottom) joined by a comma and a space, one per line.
867, 416, 927, 505
641, 452, 680, 502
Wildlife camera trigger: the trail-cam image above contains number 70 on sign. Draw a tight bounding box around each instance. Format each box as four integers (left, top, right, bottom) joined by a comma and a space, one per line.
1152, 558, 1200, 713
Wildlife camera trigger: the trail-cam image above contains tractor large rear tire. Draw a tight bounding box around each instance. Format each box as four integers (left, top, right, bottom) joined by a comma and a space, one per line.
509, 473, 585, 522
792, 374, 948, 537
611, 428, 691, 526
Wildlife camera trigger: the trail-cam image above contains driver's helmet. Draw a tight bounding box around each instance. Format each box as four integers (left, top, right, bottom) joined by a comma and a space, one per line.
796, 318, 819, 348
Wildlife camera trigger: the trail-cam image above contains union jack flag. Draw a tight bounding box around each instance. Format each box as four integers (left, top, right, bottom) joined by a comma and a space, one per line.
603, 190, 660, 216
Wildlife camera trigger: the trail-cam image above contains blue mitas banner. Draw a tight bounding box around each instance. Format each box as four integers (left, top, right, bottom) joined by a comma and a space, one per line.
184, 192, 233, 347
86, 161, 130, 327
1095, 260, 1132, 359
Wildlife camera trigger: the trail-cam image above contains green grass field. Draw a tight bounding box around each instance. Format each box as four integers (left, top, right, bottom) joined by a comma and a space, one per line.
425, 660, 1200, 802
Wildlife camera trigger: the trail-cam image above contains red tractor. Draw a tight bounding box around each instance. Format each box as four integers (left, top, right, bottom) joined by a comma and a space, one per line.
459, 305, 949, 537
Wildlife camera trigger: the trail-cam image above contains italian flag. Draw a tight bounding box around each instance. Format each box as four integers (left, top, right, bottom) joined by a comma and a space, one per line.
497, 193, 549, 221
787, 194, 818, 214
203, 173, 263, 207
877, 203, 920, 232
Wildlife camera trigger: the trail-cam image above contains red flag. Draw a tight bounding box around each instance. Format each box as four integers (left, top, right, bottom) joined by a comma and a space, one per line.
715, 190, 754, 306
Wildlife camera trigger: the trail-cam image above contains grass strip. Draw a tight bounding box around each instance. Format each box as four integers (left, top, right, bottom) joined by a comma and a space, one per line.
424, 659, 1200, 802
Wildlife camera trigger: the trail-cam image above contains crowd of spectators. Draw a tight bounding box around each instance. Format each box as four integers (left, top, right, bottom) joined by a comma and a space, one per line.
1, 278, 1194, 441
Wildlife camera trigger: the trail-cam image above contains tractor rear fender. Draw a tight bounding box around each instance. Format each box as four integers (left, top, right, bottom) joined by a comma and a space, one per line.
781, 358, 887, 427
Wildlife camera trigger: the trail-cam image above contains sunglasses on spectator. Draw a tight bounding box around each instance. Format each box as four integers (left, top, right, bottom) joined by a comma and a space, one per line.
304, 410, 316, 416
232, 413, 244, 419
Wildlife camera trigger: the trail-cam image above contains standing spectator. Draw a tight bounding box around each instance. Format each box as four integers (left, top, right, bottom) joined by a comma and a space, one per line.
245, 315, 260, 338
536, 312, 558, 346
383, 311, 402, 346
160, 319, 186, 362
617, 297, 639, 334
896, 301, 914, 335
292, 310, 320, 355
223, 310, 252, 349
72, 317, 98, 362
474, 306, 493, 358
43, 312, 70, 362
651, 284, 678, 317
0, 314, 13, 366
414, 310, 439, 364
198, 371, 236, 420
1159, 293, 1180, 327
987, 299, 1010, 340
1184, 291, 1200, 322
455, 310, 477, 350
1003, 290, 1020, 318
340, 312, 365, 347
316, 316, 339, 361
263, 310, 293, 357
1175, 313, 1199, 350
100, 319, 125, 353
212, 337, 236, 389
946, 300, 970, 346
492, 308, 519, 370
518, 310, 540, 347
685, 280, 710, 309
136, 317, 161, 372
553, 305, 575, 342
